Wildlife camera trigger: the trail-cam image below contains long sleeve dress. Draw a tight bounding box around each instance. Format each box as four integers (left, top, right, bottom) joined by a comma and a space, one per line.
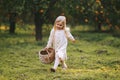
46, 28, 75, 60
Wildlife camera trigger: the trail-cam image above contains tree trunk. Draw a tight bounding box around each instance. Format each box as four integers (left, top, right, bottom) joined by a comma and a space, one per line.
98, 22, 102, 31
34, 12, 43, 41
9, 13, 17, 34
33, 0, 57, 41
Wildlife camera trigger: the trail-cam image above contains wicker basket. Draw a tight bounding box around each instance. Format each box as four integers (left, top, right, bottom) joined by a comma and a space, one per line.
39, 48, 55, 64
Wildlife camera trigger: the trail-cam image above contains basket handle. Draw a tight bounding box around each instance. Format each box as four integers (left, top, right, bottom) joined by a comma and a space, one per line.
46, 49, 51, 61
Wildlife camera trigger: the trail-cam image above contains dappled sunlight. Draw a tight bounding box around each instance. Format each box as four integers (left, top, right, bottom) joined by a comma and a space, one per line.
0, 0, 120, 79
53, 67, 120, 80
63, 66, 119, 74
0, 25, 120, 80
0, 25, 9, 31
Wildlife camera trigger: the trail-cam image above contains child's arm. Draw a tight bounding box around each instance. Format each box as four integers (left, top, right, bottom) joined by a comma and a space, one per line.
46, 28, 54, 48
65, 29, 75, 43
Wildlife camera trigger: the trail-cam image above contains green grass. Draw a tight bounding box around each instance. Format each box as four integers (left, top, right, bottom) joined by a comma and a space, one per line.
0, 25, 120, 80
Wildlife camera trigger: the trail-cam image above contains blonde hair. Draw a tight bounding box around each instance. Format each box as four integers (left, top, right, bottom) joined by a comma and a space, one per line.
53, 16, 66, 31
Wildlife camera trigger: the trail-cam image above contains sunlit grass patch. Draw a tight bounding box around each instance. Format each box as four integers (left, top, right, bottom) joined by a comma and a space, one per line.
0, 25, 120, 80
0, 25, 9, 31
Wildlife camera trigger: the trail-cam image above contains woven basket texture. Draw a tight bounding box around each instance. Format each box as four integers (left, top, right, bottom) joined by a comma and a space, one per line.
39, 48, 55, 64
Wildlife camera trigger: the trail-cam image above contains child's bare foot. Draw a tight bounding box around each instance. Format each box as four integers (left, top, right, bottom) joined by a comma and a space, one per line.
50, 68, 56, 72
62, 63, 67, 70
62, 66, 67, 70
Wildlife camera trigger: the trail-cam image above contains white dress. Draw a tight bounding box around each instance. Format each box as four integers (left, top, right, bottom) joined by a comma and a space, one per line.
47, 28, 75, 60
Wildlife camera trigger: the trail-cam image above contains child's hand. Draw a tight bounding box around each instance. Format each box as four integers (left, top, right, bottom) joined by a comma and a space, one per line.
72, 39, 76, 43
43, 47, 48, 50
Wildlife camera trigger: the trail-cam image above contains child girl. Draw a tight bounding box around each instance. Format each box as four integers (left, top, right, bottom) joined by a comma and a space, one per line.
45, 16, 75, 72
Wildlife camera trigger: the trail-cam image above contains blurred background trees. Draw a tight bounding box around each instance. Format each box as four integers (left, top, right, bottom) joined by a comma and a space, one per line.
0, 0, 120, 40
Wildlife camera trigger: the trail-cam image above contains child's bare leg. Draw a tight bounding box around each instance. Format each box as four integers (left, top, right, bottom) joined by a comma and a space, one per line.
61, 61, 67, 69
53, 56, 60, 70
51, 56, 60, 72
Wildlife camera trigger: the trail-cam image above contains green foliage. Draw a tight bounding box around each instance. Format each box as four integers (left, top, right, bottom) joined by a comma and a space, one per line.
1, 0, 25, 14
0, 0, 120, 32
0, 25, 120, 80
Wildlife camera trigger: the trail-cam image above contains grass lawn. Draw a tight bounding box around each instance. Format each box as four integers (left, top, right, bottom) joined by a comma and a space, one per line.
0, 25, 120, 80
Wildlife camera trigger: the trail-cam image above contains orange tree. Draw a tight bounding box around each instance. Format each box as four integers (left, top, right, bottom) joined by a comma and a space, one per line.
0, 0, 58, 40
0, 0, 25, 33
64, 0, 120, 31
101, 0, 120, 31
0, 0, 120, 40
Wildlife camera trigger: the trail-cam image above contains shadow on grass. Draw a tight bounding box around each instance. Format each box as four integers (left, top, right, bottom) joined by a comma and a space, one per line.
0, 32, 34, 38
73, 30, 111, 41
73, 30, 120, 38
72, 30, 120, 48
0, 32, 47, 48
